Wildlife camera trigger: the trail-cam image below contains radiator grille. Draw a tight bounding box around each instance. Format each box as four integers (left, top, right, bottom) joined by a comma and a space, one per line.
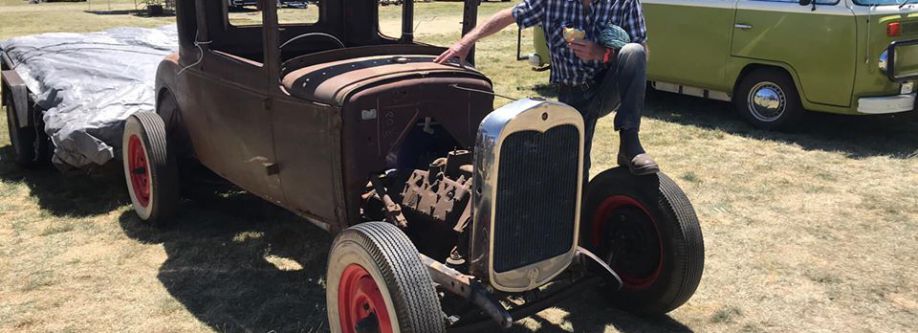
492, 125, 579, 273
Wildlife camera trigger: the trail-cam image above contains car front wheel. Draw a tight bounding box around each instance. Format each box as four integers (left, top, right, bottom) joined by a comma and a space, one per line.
327, 222, 446, 333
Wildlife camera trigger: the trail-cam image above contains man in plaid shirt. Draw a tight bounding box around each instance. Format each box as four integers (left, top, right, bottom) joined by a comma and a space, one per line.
435, 0, 658, 175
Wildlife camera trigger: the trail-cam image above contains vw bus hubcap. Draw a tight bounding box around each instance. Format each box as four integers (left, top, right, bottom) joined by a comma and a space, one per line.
748, 82, 786, 122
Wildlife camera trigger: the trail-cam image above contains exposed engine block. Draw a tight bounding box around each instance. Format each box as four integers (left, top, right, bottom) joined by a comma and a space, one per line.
399, 150, 474, 233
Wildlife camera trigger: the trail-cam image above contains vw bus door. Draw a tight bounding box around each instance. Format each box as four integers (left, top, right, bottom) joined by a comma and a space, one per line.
731, 0, 857, 107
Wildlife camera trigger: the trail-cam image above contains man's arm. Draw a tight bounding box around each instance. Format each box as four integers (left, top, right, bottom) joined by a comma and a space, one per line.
433, 8, 516, 64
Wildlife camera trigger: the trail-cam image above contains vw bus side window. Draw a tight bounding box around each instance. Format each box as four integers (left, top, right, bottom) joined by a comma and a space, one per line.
227, 1, 320, 26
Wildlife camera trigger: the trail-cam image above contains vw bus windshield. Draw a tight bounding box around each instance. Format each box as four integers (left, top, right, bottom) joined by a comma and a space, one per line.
853, 0, 913, 5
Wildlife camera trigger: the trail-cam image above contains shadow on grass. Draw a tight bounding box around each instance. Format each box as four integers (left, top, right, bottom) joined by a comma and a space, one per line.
525, 86, 918, 159
509, 304, 693, 333
530, 83, 558, 99
642, 91, 918, 159
0, 145, 128, 217
119, 184, 333, 332
0, 144, 693, 331
116, 179, 693, 332
83, 10, 175, 17
84, 10, 143, 15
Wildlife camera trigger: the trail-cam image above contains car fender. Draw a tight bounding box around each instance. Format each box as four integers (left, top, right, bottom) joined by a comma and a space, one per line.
153, 52, 198, 156
725, 58, 801, 98
724, 57, 844, 113
155, 52, 181, 100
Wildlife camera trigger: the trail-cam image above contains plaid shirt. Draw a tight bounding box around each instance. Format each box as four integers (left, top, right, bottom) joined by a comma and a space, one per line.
513, 0, 647, 85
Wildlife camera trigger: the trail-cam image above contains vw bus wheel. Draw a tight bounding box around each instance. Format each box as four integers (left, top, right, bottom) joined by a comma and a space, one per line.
327, 222, 445, 333
581, 167, 704, 315
735, 69, 805, 131
122, 112, 179, 226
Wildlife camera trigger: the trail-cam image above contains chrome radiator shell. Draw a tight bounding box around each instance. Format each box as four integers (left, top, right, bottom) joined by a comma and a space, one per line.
470, 98, 585, 292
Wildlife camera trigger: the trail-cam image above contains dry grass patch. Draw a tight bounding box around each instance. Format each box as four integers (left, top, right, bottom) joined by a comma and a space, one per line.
2, 1, 918, 332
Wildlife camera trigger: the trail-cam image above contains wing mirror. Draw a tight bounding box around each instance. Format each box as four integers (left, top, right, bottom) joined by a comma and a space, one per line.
799, 0, 817, 10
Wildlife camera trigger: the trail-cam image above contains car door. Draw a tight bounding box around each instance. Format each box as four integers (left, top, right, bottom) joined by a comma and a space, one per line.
189, 50, 282, 201
643, 0, 739, 92
731, 0, 857, 107
180, 1, 283, 202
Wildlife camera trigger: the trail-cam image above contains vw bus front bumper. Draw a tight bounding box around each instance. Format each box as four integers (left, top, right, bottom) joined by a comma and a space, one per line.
857, 92, 916, 114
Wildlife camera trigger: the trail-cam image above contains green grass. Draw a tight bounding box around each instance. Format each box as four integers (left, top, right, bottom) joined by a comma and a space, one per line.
2, 1, 918, 333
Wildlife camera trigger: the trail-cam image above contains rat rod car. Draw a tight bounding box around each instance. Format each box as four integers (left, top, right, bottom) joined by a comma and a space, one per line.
121, 0, 704, 331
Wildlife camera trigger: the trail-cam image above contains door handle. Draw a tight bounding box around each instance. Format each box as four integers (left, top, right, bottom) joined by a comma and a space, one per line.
735, 24, 753, 30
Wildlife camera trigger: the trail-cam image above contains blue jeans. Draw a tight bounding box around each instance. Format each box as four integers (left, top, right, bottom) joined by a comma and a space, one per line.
557, 43, 647, 176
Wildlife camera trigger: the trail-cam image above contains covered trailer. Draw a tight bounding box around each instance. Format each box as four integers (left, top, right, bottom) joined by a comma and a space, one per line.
1, 26, 178, 170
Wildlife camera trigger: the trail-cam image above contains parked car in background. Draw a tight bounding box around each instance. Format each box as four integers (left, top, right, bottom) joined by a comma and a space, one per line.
643, 0, 918, 130
520, 0, 918, 130
227, 0, 259, 8
227, 0, 308, 9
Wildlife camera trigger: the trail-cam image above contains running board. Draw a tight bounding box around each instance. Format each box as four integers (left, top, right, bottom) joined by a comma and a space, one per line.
652, 81, 731, 102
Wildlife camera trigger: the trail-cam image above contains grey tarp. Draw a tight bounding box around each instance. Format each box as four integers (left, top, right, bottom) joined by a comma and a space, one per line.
1, 26, 178, 170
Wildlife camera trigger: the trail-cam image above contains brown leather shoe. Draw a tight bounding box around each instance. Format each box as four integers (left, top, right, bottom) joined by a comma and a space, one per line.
617, 152, 660, 176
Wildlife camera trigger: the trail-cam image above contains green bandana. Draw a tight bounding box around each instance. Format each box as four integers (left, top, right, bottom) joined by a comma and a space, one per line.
598, 24, 631, 50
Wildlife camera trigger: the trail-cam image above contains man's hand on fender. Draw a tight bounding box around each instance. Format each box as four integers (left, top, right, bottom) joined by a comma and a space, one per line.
434, 41, 472, 65
569, 39, 607, 63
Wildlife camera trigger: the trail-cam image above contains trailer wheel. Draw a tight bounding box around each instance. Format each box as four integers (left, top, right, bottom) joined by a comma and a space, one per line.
327, 222, 446, 333
4, 93, 49, 168
581, 167, 704, 315
734, 68, 805, 131
122, 112, 179, 226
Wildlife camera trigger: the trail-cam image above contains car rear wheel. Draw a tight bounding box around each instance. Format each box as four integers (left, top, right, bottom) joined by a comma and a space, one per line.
327, 222, 446, 333
735, 69, 805, 131
581, 167, 704, 315
122, 112, 179, 226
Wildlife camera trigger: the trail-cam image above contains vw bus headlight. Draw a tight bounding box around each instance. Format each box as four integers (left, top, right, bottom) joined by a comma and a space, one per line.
879, 50, 889, 72
902, 81, 915, 95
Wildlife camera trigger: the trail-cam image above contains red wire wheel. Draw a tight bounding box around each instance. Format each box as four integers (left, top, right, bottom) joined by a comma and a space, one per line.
338, 264, 394, 333
122, 112, 179, 226
127, 135, 151, 208
327, 222, 446, 333
591, 195, 663, 290
581, 167, 705, 315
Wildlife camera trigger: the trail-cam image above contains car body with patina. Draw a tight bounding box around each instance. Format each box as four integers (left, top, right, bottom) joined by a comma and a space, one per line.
5, 0, 705, 331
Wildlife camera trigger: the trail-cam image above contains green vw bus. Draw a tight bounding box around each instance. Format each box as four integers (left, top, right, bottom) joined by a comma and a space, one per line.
522, 0, 918, 130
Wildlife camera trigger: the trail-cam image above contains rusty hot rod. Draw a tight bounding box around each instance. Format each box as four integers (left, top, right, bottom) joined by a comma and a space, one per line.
119, 0, 705, 331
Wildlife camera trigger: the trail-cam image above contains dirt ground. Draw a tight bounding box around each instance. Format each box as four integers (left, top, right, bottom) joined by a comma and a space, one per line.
1, 1, 917, 332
